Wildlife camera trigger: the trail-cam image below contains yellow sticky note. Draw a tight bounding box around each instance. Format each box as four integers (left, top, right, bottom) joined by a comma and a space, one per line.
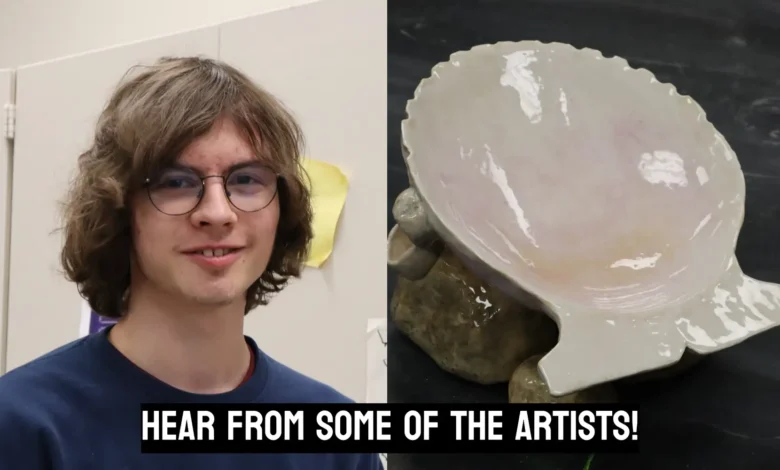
301, 158, 349, 268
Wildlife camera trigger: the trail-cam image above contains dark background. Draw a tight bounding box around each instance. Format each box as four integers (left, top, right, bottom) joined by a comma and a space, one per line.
386, 0, 780, 468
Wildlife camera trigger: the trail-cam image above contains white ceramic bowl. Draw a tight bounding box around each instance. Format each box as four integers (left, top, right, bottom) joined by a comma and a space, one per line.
394, 40, 780, 396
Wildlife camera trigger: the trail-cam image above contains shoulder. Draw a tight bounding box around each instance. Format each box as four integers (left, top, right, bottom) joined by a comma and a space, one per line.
261, 351, 355, 404
0, 337, 91, 404
252, 345, 385, 468
245, 335, 356, 404
0, 337, 94, 465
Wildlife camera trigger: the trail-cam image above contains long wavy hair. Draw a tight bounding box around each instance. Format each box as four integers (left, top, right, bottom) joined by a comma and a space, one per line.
59, 56, 313, 318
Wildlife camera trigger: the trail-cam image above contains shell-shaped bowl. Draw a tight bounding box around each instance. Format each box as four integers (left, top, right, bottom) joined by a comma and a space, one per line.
399, 40, 780, 395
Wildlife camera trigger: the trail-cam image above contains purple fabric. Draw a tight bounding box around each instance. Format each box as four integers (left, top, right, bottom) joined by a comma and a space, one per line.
88, 311, 117, 335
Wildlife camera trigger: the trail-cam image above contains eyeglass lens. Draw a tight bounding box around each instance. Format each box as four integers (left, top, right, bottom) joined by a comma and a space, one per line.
147, 164, 278, 215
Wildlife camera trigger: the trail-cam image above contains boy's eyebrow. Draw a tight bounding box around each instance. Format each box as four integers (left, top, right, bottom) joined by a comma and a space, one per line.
164, 158, 262, 175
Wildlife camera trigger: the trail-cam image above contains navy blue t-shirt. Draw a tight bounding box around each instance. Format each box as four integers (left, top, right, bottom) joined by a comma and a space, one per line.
0, 327, 383, 469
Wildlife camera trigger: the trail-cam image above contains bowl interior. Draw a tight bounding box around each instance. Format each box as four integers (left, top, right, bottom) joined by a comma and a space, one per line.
404, 42, 745, 314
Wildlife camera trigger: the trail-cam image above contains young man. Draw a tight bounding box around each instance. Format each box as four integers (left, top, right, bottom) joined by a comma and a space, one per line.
0, 57, 382, 469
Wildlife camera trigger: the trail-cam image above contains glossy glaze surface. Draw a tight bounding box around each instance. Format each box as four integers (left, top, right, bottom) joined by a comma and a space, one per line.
400, 40, 780, 395
405, 41, 742, 313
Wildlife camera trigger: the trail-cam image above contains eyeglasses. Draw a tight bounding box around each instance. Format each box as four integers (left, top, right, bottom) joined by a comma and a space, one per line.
144, 163, 279, 216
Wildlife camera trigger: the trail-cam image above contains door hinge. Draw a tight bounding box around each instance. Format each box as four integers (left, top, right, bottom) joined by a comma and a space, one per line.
3, 103, 15, 140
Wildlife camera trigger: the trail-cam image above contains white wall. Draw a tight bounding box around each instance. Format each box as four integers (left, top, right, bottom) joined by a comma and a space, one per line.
0, 0, 317, 68
0, 69, 11, 378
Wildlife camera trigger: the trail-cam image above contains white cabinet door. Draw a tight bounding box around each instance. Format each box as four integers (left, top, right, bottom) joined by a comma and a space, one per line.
0, 69, 12, 374
5, 28, 219, 372
220, 0, 386, 401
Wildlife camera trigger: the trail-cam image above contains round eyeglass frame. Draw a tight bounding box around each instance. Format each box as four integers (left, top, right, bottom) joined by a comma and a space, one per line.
143, 167, 281, 216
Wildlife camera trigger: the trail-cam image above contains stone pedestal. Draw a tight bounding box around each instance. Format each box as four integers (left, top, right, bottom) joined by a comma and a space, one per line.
390, 248, 558, 385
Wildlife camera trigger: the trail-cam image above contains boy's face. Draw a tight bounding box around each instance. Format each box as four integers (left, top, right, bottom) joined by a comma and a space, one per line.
130, 116, 280, 310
